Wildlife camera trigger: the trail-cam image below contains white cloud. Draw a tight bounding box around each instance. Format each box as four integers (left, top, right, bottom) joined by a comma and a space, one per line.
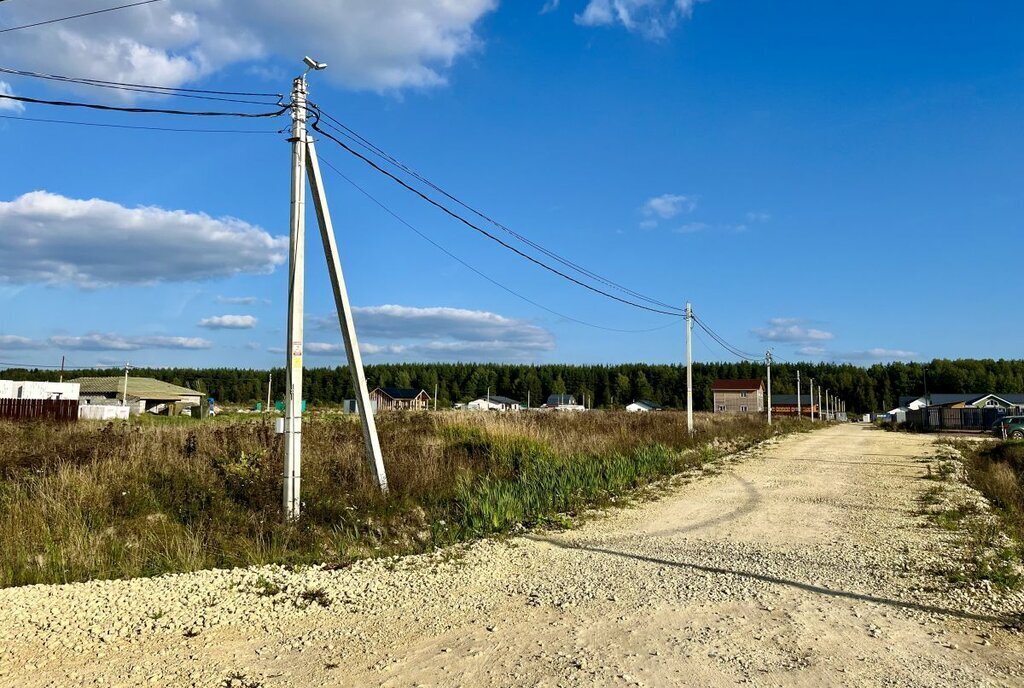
310, 304, 555, 361
198, 314, 258, 329
540, 0, 561, 13
796, 345, 918, 363
745, 211, 771, 223
576, 0, 704, 40
753, 318, 834, 343
49, 333, 212, 351
0, 191, 286, 287
0, 335, 37, 349
0, 1, 497, 95
641, 193, 696, 221
0, 81, 25, 113
674, 222, 709, 234
215, 296, 260, 305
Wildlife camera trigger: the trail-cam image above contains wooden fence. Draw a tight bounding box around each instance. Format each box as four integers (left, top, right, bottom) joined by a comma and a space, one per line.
0, 398, 79, 422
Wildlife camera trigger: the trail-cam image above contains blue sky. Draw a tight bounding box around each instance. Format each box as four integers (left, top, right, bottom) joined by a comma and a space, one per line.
0, 0, 1021, 369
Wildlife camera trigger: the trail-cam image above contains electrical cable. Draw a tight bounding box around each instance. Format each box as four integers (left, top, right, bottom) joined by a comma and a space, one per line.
309, 115, 685, 317
692, 314, 762, 362
0, 0, 165, 34
0, 66, 281, 98
0, 113, 279, 134
0, 92, 287, 117
0, 66, 282, 105
317, 153, 680, 334
309, 107, 685, 315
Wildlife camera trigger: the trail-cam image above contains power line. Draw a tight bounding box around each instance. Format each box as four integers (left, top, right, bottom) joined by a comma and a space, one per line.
0, 66, 282, 105
0, 66, 281, 98
0, 0, 165, 34
0, 92, 287, 118
310, 107, 685, 315
0, 113, 279, 134
692, 313, 762, 362
309, 115, 684, 317
317, 153, 679, 334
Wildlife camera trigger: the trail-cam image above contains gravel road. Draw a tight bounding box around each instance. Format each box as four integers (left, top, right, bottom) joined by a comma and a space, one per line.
2, 424, 1022, 687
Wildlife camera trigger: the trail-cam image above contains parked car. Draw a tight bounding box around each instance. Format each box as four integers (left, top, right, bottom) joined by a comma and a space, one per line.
992, 415, 1024, 439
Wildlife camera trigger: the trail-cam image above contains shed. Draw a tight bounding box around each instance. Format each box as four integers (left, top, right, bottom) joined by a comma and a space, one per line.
626, 400, 663, 412
467, 395, 522, 412
72, 377, 203, 416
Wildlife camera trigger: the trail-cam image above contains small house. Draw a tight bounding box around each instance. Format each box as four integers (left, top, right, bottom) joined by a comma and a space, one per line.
626, 400, 663, 413
543, 394, 586, 411
711, 379, 764, 414
467, 395, 522, 412
369, 387, 432, 411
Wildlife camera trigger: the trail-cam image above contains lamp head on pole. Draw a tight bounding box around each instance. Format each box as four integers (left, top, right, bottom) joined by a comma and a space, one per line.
303, 56, 328, 73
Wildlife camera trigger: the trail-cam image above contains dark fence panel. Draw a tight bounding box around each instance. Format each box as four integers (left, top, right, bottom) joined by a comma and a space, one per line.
0, 398, 79, 422
904, 407, 1004, 432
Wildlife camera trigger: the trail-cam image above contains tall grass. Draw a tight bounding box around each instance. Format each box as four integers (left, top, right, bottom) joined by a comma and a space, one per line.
0, 412, 806, 587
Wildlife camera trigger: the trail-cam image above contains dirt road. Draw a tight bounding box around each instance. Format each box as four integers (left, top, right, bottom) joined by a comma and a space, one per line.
2, 425, 1022, 687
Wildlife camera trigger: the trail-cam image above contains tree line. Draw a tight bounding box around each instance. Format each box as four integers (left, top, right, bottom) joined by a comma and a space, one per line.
4, 358, 1024, 413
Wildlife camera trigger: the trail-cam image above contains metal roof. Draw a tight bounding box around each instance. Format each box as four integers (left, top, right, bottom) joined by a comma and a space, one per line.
712, 379, 763, 391
546, 394, 577, 405
899, 393, 1024, 407
770, 394, 816, 405
70, 377, 201, 400
374, 387, 430, 400
629, 400, 663, 409
475, 395, 521, 405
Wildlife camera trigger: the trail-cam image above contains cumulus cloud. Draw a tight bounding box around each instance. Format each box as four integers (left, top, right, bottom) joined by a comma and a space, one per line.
0, 191, 286, 287
753, 318, 834, 344
48, 333, 212, 351
0, 335, 37, 349
0, 1, 497, 95
198, 314, 258, 329
309, 304, 555, 361
576, 0, 704, 40
641, 193, 696, 221
0, 81, 25, 112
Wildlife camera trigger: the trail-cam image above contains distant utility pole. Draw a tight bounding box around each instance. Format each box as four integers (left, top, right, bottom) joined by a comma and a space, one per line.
283, 57, 388, 520
59, 355, 65, 384
809, 377, 815, 422
122, 362, 130, 407
766, 349, 773, 426
818, 387, 822, 421
434, 383, 438, 411
266, 372, 272, 412
796, 370, 801, 418
686, 302, 694, 436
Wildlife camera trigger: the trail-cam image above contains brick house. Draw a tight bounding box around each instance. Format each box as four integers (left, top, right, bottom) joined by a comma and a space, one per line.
711, 379, 764, 415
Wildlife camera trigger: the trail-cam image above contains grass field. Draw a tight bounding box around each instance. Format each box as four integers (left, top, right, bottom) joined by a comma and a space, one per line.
0, 411, 810, 587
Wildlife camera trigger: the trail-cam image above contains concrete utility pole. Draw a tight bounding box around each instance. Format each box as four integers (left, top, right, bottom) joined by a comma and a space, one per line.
266, 372, 272, 412
686, 302, 694, 436
434, 383, 438, 411
121, 363, 130, 407
766, 350, 773, 426
283, 57, 389, 520
818, 388, 822, 421
809, 377, 814, 422
796, 370, 801, 418
59, 355, 65, 384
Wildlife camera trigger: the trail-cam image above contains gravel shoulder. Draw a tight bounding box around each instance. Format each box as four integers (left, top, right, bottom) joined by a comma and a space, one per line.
2, 425, 1023, 687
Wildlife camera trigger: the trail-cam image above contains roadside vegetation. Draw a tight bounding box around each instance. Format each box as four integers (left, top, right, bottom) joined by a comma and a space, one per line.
0, 412, 810, 587
926, 439, 1024, 590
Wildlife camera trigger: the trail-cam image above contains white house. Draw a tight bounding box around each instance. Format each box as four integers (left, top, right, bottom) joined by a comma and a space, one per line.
626, 400, 663, 413
543, 394, 586, 412
467, 395, 522, 412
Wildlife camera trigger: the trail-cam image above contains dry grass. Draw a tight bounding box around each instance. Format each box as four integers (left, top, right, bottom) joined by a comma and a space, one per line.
0, 411, 808, 587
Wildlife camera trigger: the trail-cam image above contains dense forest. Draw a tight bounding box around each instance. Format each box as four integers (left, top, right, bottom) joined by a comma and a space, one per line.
4, 359, 1024, 413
